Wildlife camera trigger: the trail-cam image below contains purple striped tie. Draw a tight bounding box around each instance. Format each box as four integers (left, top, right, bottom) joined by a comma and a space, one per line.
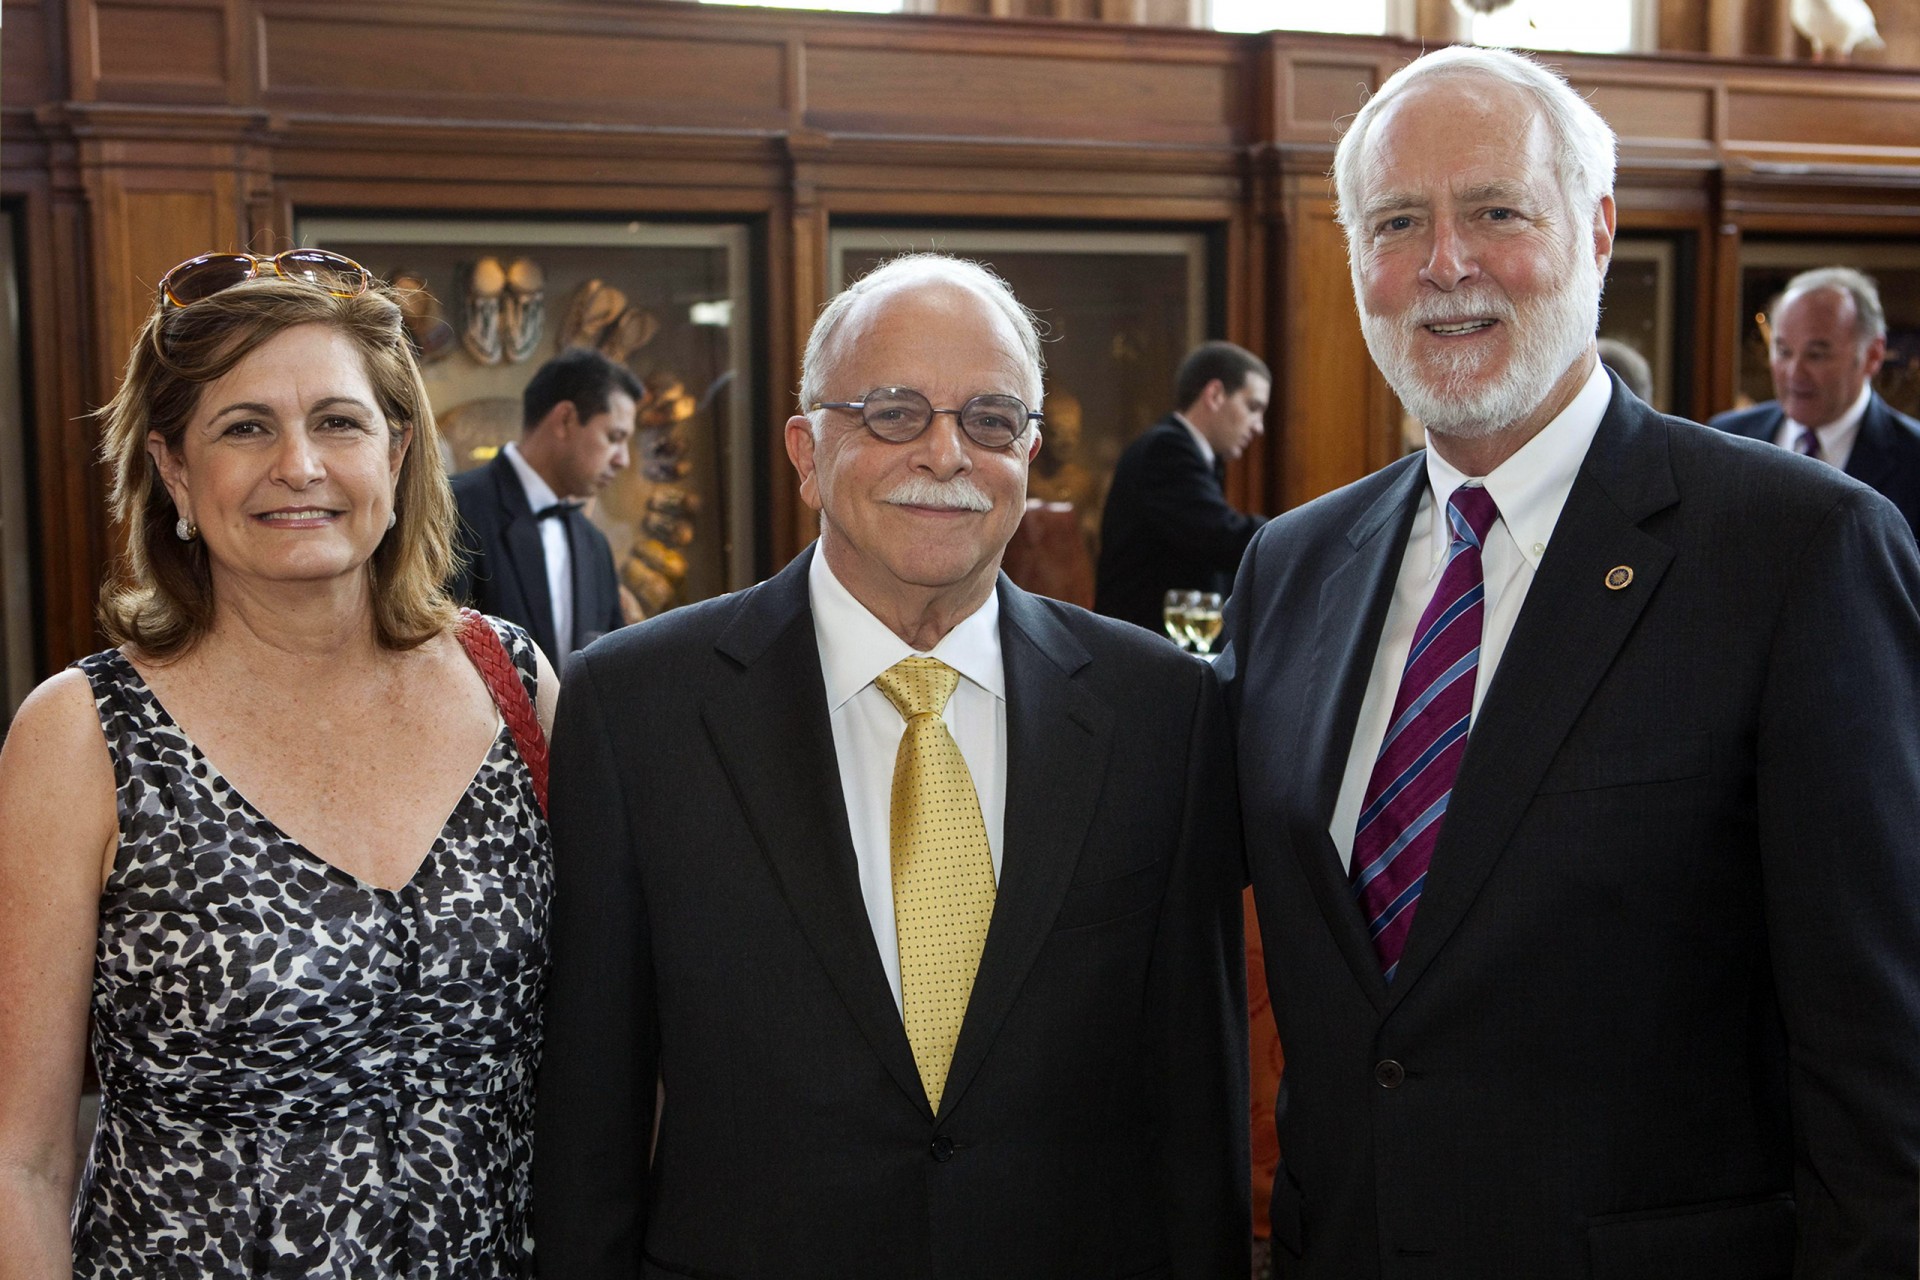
1351, 484, 1500, 982
1794, 429, 1822, 461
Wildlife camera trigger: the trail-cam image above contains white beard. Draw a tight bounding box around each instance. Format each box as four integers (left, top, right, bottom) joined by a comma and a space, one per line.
1359, 251, 1601, 440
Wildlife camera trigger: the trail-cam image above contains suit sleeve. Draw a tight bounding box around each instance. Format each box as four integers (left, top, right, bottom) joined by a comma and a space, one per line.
1757, 489, 1920, 1275
533, 653, 659, 1277
1141, 432, 1266, 573
446, 486, 482, 610
1151, 660, 1252, 1277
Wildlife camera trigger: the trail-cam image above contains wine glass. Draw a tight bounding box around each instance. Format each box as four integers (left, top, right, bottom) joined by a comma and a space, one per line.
1162, 589, 1194, 651
1183, 591, 1225, 656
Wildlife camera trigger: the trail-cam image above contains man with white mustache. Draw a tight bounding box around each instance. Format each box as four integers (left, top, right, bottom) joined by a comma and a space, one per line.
535, 252, 1251, 1277
1218, 46, 1920, 1276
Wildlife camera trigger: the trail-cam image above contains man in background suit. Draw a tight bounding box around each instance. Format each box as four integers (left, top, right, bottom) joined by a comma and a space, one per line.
1711, 266, 1920, 535
1221, 46, 1920, 1276
534, 253, 1249, 1278
1095, 341, 1269, 632
449, 347, 638, 663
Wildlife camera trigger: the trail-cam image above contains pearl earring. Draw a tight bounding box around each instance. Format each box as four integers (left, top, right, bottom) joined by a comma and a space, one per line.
388, 510, 397, 530
175, 517, 198, 542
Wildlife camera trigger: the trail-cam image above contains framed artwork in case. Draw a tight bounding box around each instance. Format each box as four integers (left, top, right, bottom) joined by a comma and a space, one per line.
298, 216, 756, 618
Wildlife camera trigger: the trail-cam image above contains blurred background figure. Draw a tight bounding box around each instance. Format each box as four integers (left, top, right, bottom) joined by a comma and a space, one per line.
1595, 336, 1655, 403
449, 347, 640, 665
1711, 266, 1920, 535
1096, 341, 1270, 634
0, 252, 556, 1277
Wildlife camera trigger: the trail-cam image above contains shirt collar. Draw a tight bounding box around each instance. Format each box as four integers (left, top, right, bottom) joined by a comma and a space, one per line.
1421, 358, 1612, 573
808, 547, 1006, 714
1786, 379, 1873, 443
1172, 412, 1216, 468
502, 441, 561, 512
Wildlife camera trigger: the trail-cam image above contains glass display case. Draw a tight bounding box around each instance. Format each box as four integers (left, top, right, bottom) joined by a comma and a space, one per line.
831, 227, 1208, 601
1599, 235, 1677, 413
1735, 239, 1920, 419
298, 217, 756, 617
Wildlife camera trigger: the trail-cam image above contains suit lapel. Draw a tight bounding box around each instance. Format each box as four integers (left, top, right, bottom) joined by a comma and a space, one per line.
1729, 407, 1782, 444
492, 455, 560, 660
1844, 395, 1900, 493
563, 509, 600, 651
1389, 389, 1678, 1003
699, 549, 929, 1115
938, 581, 1111, 1119
1298, 460, 1426, 1012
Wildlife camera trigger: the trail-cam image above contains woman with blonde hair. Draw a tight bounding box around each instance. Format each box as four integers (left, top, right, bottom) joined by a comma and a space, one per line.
0, 250, 556, 1277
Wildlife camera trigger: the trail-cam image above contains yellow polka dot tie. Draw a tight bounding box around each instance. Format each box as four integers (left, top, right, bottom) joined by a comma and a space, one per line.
874, 656, 996, 1112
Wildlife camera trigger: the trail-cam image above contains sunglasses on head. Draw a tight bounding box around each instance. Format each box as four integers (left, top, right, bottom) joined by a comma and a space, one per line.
157, 250, 372, 309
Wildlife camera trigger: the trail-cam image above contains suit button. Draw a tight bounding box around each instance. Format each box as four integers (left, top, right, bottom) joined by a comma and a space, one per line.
929, 1135, 954, 1162
1375, 1059, 1406, 1089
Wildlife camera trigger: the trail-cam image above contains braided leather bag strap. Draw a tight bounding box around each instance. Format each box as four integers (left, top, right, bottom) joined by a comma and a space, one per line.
456, 608, 549, 818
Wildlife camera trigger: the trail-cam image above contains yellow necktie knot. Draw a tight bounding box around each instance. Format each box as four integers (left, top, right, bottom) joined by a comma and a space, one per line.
874, 656, 960, 721
875, 654, 993, 1114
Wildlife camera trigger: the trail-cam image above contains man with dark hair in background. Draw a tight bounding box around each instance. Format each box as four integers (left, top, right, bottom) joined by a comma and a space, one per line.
1095, 340, 1269, 632
449, 346, 640, 664
1711, 265, 1920, 535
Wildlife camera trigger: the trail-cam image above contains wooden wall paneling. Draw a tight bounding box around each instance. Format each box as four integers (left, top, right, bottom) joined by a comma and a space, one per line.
1708, 174, 1745, 424
265, 21, 788, 131
8, 170, 105, 672
1280, 172, 1387, 509
795, 15, 1245, 149
4, 0, 68, 114
783, 131, 831, 567
69, 0, 246, 107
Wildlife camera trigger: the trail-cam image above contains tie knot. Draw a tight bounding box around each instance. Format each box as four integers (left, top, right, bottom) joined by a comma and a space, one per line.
875, 656, 960, 721
1795, 429, 1823, 460
535, 500, 583, 521
1446, 484, 1500, 548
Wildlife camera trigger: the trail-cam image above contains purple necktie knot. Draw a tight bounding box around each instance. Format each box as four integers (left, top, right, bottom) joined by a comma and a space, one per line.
1448, 483, 1500, 548
1794, 429, 1822, 460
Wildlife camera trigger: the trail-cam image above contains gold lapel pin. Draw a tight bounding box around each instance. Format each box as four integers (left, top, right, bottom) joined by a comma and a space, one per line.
1605, 565, 1634, 590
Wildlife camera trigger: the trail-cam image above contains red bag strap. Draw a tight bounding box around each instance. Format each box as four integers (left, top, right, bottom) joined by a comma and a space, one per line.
456, 608, 549, 818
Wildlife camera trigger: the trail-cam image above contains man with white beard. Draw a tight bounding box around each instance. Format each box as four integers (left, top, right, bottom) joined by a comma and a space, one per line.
1218, 46, 1920, 1277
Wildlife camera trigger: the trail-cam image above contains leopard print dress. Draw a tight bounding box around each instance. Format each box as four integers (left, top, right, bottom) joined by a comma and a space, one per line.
69, 621, 551, 1278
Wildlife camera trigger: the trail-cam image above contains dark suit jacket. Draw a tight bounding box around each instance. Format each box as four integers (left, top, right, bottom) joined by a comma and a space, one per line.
1220, 378, 1920, 1278
1710, 392, 1920, 536
1096, 416, 1266, 632
533, 547, 1250, 1279
448, 451, 624, 664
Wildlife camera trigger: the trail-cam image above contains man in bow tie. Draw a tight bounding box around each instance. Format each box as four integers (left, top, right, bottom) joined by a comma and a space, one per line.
535, 252, 1250, 1278
1219, 45, 1920, 1276
449, 346, 639, 664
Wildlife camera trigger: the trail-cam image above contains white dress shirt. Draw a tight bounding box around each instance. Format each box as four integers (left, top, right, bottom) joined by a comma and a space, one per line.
1330, 360, 1613, 870
809, 550, 1008, 1013
1773, 380, 1871, 471
503, 442, 574, 651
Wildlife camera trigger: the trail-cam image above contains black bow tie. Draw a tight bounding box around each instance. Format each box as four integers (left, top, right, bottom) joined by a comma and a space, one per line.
535, 501, 584, 521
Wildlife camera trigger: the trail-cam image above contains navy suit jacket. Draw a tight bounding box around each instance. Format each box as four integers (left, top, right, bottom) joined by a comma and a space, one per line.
1710, 392, 1920, 537
1222, 377, 1920, 1277
448, 451, 624, 665
1095, 416, 1265, 632
533, 547, 1251, 1278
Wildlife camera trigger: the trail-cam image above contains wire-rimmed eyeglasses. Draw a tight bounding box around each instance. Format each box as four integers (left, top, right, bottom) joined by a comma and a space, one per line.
811, 386, 1042, 450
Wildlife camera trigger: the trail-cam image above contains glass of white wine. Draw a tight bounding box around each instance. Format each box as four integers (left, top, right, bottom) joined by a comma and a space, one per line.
1183, 591, 1225, 656
1162, 589, 1194, 651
